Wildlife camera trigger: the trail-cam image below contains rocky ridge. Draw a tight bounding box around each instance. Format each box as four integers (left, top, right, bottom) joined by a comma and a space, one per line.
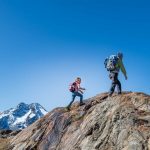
1, 92, 150, 150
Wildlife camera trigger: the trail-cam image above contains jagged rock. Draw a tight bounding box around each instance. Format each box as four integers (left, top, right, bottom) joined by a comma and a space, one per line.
5, 92, 150, 150
0, 130, 21, 150
0, 130, 21, 138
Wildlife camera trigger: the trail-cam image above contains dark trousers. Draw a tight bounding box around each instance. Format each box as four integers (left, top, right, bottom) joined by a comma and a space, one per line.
67, 92, 83, 108
109, 72, 122, 95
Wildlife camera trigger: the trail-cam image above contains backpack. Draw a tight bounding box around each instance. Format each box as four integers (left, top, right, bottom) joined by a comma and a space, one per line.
69, 82, 76, 92
104, 55, 119, 71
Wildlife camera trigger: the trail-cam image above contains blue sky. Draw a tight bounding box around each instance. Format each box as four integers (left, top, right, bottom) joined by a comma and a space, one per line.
0, 0, 150, 112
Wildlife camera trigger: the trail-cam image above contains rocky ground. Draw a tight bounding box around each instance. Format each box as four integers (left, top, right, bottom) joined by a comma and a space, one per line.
1, 92, 150, 150
0, 130, 20, 150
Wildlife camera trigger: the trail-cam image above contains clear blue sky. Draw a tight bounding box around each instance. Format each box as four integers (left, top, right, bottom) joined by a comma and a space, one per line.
0, 0, 149, 112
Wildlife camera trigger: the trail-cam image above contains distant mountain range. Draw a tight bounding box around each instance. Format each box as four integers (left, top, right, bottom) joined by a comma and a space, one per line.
0, 102, 47, 130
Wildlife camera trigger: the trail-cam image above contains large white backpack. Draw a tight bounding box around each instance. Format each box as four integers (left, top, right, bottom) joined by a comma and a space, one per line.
104, 55, 119, 71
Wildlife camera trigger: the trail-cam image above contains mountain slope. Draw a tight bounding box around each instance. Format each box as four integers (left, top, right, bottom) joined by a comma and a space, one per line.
0, 102, 47, 130
7, 92, 150, 150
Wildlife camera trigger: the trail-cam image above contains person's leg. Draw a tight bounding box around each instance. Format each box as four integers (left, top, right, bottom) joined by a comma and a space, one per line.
74, 92, 84, 105
67, 93, 76, 109
109, 73, 116, 96
116, 74, 122, 94
109, 82, 116, 96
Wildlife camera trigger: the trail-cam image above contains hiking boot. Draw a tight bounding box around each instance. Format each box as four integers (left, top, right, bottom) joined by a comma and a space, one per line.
108, 93, 113, 97
80, 102, 85, 106
66, 107, 70, 111
117, 92, 122, 95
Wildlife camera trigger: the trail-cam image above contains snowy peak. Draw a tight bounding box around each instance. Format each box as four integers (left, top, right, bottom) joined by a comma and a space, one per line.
29, 103, 47, 116
0, 102, 48, 130
17, 102, 28, 109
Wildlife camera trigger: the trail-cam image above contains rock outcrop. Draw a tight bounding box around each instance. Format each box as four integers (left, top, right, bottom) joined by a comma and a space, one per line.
0, 130, 21, 150
3, 92, 150, 150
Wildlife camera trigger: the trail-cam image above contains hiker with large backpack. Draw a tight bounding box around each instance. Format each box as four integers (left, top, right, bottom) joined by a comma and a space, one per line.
104, 52, 128, 96
67, 77, 86, 110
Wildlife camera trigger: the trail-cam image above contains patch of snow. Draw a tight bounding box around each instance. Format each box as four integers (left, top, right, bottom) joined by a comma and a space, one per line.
13, 110, 31, 125
40, 108, 47, 115
29, 113, 35, 118
0, 113, 8, 119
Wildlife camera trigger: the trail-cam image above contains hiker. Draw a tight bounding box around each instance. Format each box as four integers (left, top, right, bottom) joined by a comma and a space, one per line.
104, 52, 127, 96
67, 77, 86, 110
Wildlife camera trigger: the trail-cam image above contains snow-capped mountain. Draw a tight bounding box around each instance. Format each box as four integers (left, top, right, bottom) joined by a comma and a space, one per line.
0, 102, 47, 130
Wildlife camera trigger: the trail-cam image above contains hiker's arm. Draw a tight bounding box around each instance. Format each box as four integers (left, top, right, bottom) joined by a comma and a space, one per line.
79, 85, 86, 91
79, 87, 86, 90
118, 59, 127, 79
78, 89, 83, 94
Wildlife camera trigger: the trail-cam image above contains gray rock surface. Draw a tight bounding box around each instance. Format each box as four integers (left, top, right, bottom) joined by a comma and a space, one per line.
5, 92, 150, 150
